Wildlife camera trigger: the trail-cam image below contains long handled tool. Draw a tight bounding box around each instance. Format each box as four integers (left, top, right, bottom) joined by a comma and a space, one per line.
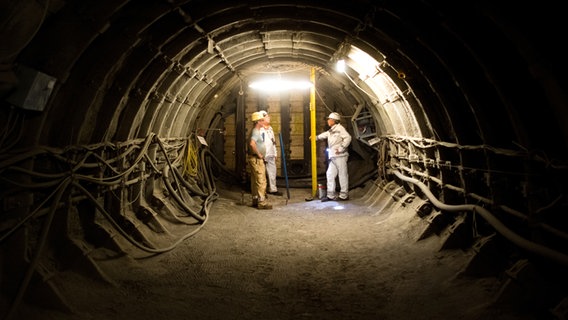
279, 133, 290, 204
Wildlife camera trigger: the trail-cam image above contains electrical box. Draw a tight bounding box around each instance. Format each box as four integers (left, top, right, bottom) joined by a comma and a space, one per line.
351, 103, 379, 148
5, 65, 56, 112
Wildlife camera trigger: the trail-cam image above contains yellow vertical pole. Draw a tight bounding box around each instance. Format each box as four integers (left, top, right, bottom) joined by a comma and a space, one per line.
310, 68, 317, 198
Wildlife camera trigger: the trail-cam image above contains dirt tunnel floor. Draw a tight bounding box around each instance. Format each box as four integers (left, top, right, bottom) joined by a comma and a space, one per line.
10, 184, 541, 320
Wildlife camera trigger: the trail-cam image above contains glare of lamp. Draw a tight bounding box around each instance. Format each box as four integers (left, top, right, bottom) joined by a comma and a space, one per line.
336, 59, 346, 73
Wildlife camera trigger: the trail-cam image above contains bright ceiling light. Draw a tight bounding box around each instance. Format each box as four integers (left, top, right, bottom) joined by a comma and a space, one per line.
248, 79, 313, 92
336, 59, 346, 73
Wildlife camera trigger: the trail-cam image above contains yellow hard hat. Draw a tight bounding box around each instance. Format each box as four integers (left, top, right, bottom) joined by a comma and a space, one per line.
251, 111, 263, 121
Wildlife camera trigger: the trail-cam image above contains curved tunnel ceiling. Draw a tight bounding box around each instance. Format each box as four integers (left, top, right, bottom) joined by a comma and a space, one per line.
3, 0, 566, 159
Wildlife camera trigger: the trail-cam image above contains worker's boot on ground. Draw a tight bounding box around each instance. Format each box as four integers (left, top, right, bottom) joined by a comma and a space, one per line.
252, 197, 259, 208
257, 201, 273, 209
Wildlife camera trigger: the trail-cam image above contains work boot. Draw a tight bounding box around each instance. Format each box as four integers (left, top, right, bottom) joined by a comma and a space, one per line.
252, 197, 259, 208
321, 196, 337, 202
257, 202, 273, 209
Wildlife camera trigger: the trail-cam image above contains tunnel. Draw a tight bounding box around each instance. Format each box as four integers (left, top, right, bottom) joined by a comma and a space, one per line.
1, 0, 568, 319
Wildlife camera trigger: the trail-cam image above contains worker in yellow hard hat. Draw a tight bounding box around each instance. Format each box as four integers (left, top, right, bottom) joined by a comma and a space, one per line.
247, 111, 273, 209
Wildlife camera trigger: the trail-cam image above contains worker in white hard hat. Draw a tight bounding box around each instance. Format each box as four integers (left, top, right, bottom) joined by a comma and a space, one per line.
259, 110, 282, 196
247, 111, 273, 209
313, 112, 352, 201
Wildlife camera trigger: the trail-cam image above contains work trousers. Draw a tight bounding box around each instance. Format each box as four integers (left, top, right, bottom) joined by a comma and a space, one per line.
326, 155, 349, 199
248, 155, 268, 203
264, 155, 277, 192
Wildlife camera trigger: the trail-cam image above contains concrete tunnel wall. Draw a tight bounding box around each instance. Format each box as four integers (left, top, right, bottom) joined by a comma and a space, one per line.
1, 0, 568, 317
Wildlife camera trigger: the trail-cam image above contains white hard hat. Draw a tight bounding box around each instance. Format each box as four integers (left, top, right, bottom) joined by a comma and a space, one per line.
251, 112, 263, 121
328, 112, 341, 121
260, 110, 268, 117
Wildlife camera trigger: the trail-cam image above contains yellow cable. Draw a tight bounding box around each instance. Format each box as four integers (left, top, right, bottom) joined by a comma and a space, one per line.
184, 136, 199, 177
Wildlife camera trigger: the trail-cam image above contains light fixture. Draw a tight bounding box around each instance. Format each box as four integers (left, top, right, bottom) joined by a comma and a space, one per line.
336, 59, 346, 73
